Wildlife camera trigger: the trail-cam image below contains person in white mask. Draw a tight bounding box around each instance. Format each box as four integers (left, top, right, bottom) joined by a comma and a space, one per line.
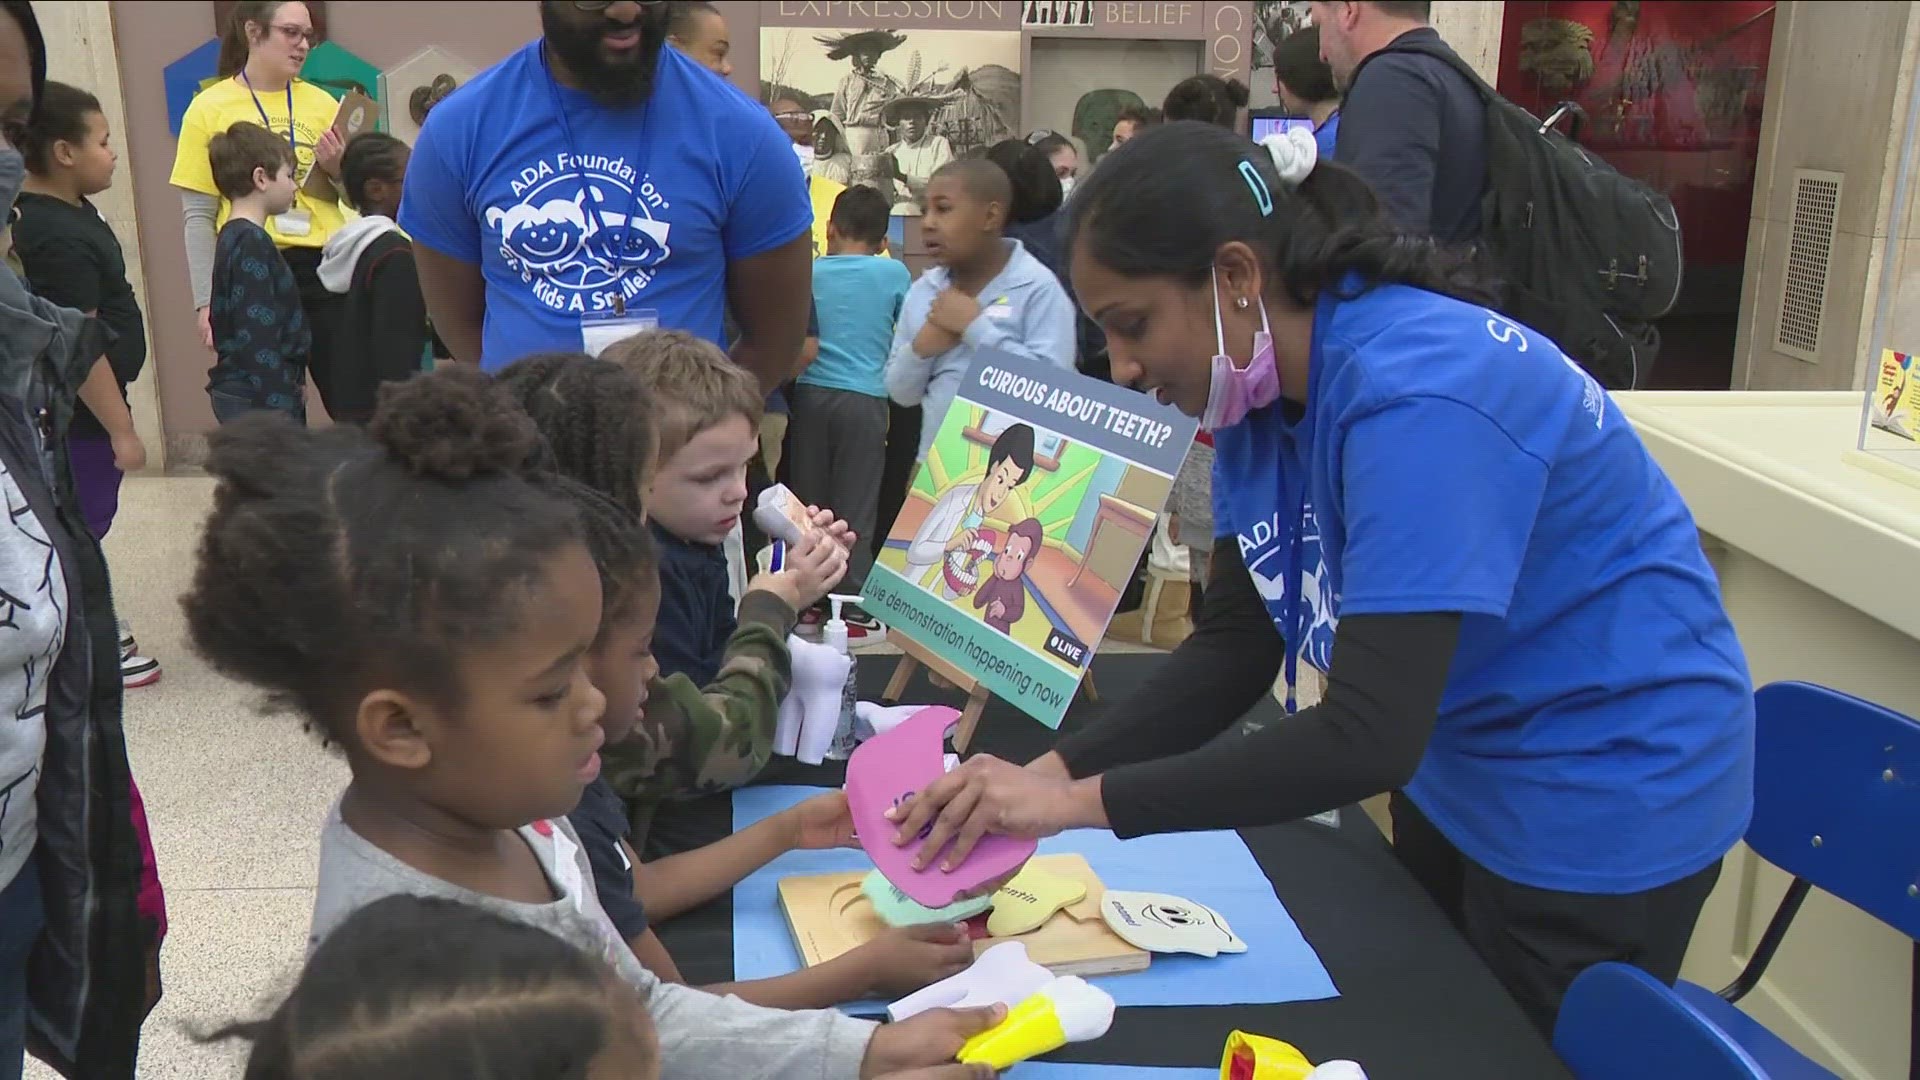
1026, 129, 1078, 199
884, 121, 1756, 1041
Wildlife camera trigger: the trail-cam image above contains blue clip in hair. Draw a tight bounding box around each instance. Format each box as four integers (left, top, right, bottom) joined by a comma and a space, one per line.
1238, 160, 1274, 217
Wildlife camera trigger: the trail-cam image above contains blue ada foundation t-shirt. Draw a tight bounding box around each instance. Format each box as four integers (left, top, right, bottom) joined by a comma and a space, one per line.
1211, 283, 1754, 895
401, 42, 812, 370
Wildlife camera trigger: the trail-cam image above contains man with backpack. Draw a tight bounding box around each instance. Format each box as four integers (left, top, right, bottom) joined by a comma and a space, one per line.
1312, 2, 1486, 244
1312, 1, 1683, 391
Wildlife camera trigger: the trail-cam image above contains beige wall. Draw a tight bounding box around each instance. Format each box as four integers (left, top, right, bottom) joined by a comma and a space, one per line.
1430, 0, 1503, 81
1734, 1, 1919, 391
40, 1, 166, 470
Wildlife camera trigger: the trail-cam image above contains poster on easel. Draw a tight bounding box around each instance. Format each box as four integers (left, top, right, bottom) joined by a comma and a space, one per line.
864, 348, 1196, 729
1870, 348, 1920, 440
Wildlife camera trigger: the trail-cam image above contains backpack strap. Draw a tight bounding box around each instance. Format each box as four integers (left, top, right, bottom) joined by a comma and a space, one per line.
1352, 32, 1496, 106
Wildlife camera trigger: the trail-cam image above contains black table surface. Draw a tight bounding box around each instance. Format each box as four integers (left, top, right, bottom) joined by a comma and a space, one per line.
649, 654, 1573, 1080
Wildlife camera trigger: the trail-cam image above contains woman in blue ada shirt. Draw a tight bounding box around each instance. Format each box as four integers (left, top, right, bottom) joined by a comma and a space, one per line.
887, 121, 1756, 1036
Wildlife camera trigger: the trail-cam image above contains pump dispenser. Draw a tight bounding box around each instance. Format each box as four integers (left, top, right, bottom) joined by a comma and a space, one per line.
825, 594, 862, 759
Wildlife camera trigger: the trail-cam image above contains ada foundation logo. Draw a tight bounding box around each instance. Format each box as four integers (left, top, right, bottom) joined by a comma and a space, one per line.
1238, 503, 1338, 674
485, 153, 673, 314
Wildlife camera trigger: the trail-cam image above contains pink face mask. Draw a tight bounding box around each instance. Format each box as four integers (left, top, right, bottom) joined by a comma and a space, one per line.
1200, 266, 1280, 432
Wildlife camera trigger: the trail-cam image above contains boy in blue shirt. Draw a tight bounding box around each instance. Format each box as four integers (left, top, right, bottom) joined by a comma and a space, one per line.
790, 186, 910, 637
885, 159, 1076, 460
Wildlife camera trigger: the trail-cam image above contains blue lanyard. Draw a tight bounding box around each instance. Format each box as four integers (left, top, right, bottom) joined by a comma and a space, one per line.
541, 45, 652, 299
239, 72, 298, 161
1279, 294, 1336, 715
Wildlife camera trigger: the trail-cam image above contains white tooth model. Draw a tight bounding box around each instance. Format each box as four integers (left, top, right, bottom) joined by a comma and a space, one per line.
772, 634, 853, 765
887, 941, 1055, 1023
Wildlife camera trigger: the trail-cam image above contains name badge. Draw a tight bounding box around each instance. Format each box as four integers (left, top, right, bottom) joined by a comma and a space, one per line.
984, 303, 1014, 321
271, 208, 312, 238
581, 308, 660, 358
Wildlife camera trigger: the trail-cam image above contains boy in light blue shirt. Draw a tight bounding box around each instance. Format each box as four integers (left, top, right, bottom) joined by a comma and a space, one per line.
790, 186, 913, 628
885, 159, 1077, 460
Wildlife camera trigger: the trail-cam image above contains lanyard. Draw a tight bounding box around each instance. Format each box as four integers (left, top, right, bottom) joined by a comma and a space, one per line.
1279, 294, 1335, 715
541, 45, 653, 307
239, 72, 298, 161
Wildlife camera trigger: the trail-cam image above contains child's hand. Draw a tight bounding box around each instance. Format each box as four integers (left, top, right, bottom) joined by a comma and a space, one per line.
861, 1004, 1005, 1079
749, 531, 847, 611
783, 790, 857, 850
111, 429, 148, 473
929, 289, 982, 335
913, 320, 961, 359
806, 505, 857, 552
854, 924, 977, 998
195, 306, 213, 350
872, 1067, 994, 1080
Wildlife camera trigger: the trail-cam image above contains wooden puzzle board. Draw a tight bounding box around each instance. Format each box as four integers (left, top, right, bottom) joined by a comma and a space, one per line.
777, 854, 1149, 978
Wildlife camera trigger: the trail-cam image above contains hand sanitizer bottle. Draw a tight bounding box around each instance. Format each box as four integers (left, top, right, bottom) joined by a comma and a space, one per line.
825, 593, 862, 760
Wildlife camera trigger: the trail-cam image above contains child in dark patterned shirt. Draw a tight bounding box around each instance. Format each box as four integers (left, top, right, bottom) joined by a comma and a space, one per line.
206, 121, 309, 424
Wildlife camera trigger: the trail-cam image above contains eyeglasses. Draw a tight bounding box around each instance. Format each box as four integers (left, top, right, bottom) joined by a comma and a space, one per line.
269, 23, 316, 45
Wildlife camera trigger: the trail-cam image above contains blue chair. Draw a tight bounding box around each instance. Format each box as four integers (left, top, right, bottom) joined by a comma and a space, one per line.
1669, 681, 1920, 1078
1554, 962, 1768, 1079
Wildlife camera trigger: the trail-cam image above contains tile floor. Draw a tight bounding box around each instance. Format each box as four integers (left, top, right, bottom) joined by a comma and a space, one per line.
29, 476, 1170, 1077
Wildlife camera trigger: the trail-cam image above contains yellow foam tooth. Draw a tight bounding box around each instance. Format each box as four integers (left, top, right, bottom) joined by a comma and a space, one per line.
988, 863, 1088, 936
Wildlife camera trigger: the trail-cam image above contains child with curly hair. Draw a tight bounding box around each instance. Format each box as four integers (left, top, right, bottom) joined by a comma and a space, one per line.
182, 367, 997, 1079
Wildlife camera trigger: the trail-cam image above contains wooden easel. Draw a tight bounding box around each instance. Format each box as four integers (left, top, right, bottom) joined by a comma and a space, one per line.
881, 634, 1098, 752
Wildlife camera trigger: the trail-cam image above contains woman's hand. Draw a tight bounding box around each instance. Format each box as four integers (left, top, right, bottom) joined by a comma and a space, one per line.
781, 789, 857, 850
196, 306, 213, 349
314, 127, 345, 179
886, 755, 1103, 873
860, 1005, 1005, 1079
1024, 751, 1071, 781
851, 923, 976, 997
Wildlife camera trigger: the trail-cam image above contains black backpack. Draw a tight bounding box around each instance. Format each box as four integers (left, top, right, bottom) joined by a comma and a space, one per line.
1379, 38, 1683, 390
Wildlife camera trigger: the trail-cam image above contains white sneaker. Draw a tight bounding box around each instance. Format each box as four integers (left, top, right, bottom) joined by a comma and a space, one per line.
118, 619, 160, 688
121, 650, 161, 689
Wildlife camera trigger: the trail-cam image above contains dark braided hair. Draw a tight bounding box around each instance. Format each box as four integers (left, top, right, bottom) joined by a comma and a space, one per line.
555, 476, 656, 630
340, 130, 408, 211
495, 353, 653, 518
203, 895, 646, 1080
183, 366, 586, 741
1161, 74, 1248, 128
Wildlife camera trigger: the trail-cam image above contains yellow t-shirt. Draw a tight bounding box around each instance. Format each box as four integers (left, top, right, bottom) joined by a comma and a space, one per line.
808, 173, 846, 258
169, 77, 346, 249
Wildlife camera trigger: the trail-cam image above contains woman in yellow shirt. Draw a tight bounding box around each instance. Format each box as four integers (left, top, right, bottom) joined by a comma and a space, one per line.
169, 0, 346, 417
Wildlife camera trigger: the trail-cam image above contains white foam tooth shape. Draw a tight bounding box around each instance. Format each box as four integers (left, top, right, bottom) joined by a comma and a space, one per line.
886, 941, 1055, 1023
1099, 890, 1248, 957
775, 643, 806, 758
1306, 1063, 1369, 1080
853, 701, 925, 742
789, 636, 854, 765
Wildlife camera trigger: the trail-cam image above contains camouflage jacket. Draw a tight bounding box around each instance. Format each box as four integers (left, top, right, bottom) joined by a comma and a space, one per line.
603, 589, 796, 844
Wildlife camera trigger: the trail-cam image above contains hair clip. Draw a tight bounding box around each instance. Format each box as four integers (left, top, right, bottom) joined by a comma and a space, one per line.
1237, 160, 1274, 217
